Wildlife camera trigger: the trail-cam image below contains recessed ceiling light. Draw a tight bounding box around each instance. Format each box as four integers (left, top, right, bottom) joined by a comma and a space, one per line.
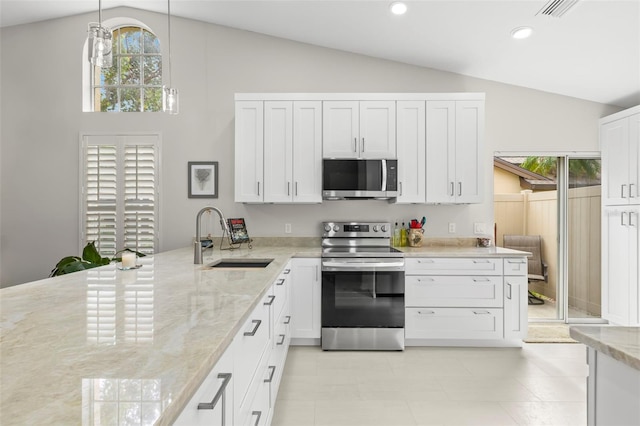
390, 2, 408, 15
511, 26, 533, 39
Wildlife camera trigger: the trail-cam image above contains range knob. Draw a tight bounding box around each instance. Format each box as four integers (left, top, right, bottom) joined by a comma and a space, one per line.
373, 225, 380, 232
333, 225, 340, 232
324, 224, 332, 232
381, 224, 388, 232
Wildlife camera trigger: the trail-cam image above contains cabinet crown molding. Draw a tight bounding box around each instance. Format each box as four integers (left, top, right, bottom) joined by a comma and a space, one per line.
235, 93, 486, 102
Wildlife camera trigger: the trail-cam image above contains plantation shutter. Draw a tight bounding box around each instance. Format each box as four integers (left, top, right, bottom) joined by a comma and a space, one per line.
82, 134, 160, 257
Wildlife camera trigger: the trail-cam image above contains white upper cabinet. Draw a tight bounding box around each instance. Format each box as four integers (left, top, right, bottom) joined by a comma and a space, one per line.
601, 110, 640, 206
237, 100, 322, 204
426, 100, 484, 204
323, 100, 396, 159
235, 101, 264, 203
395, 101, 426, 203
292, 101, 323, 203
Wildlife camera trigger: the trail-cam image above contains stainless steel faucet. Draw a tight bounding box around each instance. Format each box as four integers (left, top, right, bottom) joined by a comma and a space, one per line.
194, 207, 228, 264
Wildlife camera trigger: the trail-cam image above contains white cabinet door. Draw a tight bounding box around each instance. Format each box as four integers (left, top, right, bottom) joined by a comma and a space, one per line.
290, 258, 322, 341
395, 100, 426, 203
504, 275, 528, 339
425, 100, 484, 204
455, 100, 483, 203
235, 101, 264, 202
602, 206, 633, 325
323, 100, 396, 159
426, 101, 455, 203
601, 117, 631, 205
601, 112, 640, 205
264, 101, 293, 203
406, 307, 504, 340
293, 101, 323, 203
323, 101, 359, 158
359, 101, 396, 158
175, 341, 235, 426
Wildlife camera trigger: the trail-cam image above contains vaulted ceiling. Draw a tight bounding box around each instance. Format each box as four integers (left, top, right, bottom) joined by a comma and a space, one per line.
1, 0, 638, 108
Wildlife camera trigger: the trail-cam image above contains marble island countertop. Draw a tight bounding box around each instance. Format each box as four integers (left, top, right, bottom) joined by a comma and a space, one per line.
570, 326, 640, 371
0, 239, 529, 425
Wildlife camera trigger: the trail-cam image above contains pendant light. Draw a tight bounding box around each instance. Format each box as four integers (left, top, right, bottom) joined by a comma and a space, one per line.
87, 0, 112, 68
162, 0, 179, 114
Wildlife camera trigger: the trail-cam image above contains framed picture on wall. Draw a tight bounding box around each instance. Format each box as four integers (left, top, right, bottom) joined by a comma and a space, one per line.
188, 161, 218, 198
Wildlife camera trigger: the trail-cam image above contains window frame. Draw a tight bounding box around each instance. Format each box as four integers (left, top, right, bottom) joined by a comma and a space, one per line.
79, 132, 162, 256
82, 18, 162, 113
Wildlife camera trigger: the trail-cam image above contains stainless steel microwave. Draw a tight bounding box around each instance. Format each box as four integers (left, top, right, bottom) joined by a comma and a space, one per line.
322, 159, 398, 200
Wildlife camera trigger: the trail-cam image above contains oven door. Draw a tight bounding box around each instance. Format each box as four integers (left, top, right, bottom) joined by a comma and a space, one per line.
321, 258, 405, 329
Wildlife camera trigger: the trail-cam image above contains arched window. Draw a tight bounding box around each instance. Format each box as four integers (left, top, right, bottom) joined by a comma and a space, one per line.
83, 18, 162, 112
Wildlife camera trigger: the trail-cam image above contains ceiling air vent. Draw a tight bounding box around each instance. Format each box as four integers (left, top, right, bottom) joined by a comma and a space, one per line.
536, 0, 581, 17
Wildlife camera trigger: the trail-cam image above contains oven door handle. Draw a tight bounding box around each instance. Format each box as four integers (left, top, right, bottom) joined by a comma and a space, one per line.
322, 260, 405, 271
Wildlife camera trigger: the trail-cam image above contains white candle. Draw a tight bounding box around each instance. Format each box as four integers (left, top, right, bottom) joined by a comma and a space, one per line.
122, 252, 136, 268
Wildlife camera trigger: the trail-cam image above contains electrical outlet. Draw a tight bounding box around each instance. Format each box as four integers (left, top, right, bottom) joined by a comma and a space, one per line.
448, 222, 456, 233
474, 222, 486, 235
285, 223, 292, 234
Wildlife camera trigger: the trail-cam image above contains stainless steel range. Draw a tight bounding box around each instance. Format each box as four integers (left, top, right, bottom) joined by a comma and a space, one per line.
321, 221, 405, 350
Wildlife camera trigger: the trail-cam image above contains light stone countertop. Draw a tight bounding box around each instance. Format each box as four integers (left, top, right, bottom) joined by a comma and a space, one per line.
0, 240, 529, 425
397, 245, 530, 257
569, 326, 640, 371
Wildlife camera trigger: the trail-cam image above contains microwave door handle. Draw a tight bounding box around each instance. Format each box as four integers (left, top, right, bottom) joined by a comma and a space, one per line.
381, 159, 387, 191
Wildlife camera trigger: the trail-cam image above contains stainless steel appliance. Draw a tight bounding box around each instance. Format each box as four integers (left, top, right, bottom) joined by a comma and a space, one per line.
322, 159, 398, 200
321, 221, 405, 350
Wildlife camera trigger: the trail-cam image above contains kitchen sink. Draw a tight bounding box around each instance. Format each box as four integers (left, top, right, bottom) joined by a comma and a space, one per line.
206, 258, 274, 269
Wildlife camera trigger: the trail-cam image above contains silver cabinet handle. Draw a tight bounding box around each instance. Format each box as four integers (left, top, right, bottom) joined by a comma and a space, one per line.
630, 211, 636, 227
362, 137, 365, 152
295, 181, 298, 196
473, 310, 490, 315
450, 182, 454, 196
264, 295, 276, 306
399, 181, 403, 196
507, 259, 526, 264
287, 181, 290, 196
197, 372, 232, 423
284, 268, 291, 275
417, 259, 434, 263
458, 182, 462, 196
264, 365, 276, 383
353, 137, 357, 153
621, 184, 627, 198
622, 212, 628, 226
506, 282, 512, 300
244, 319, 262, 336
284, 315, 291, 324
630, 183, 635, 198
276, 334, 286, 345
417, 310, 435, 315
257, 181, 260, 196
276, 278, 285, 286
416, 277, 434, 282
251, 411, 261, 426
473, 260, 491, 264
472, 278, 491, 282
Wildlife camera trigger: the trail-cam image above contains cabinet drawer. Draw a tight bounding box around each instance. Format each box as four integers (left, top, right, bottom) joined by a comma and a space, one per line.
234, 293, 271, 408
272, 265, 291, 321
405, 275, 503, 307
405, 307, 504, 340
406, 258, 503, 275
503, 258, 528, 276
237, 348, 271, 426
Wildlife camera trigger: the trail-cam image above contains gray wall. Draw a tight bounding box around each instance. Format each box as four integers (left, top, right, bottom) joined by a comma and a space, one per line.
0, 7, 622, 287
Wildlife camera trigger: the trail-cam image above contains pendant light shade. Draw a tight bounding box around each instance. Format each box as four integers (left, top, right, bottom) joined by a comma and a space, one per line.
87, 0, 112, 67
163, 86, 179, 115
162, 0, 179, 114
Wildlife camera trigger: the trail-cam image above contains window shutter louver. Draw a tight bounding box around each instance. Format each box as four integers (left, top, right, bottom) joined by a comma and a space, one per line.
82, 135, 159, 257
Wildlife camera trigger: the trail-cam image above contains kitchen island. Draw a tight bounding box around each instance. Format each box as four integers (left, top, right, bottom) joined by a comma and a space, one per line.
569, 326, 640, 426
0, 241, 528, 425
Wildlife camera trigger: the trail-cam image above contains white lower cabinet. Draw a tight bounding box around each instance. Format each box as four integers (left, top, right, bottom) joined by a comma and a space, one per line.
174, 340, 235, 426
177, 263, 292, 426
290, 258, 322, 344
405, 256, 527, 345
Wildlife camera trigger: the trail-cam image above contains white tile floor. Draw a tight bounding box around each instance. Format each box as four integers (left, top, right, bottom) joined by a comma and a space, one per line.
272, 343, 588, 426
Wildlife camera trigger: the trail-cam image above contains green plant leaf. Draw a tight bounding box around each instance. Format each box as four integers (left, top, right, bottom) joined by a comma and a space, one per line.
82, 241, 103, 263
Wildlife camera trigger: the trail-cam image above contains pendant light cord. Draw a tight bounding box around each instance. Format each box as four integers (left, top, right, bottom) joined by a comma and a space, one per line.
98, 0, 102, 26
167, 0, 173, 87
